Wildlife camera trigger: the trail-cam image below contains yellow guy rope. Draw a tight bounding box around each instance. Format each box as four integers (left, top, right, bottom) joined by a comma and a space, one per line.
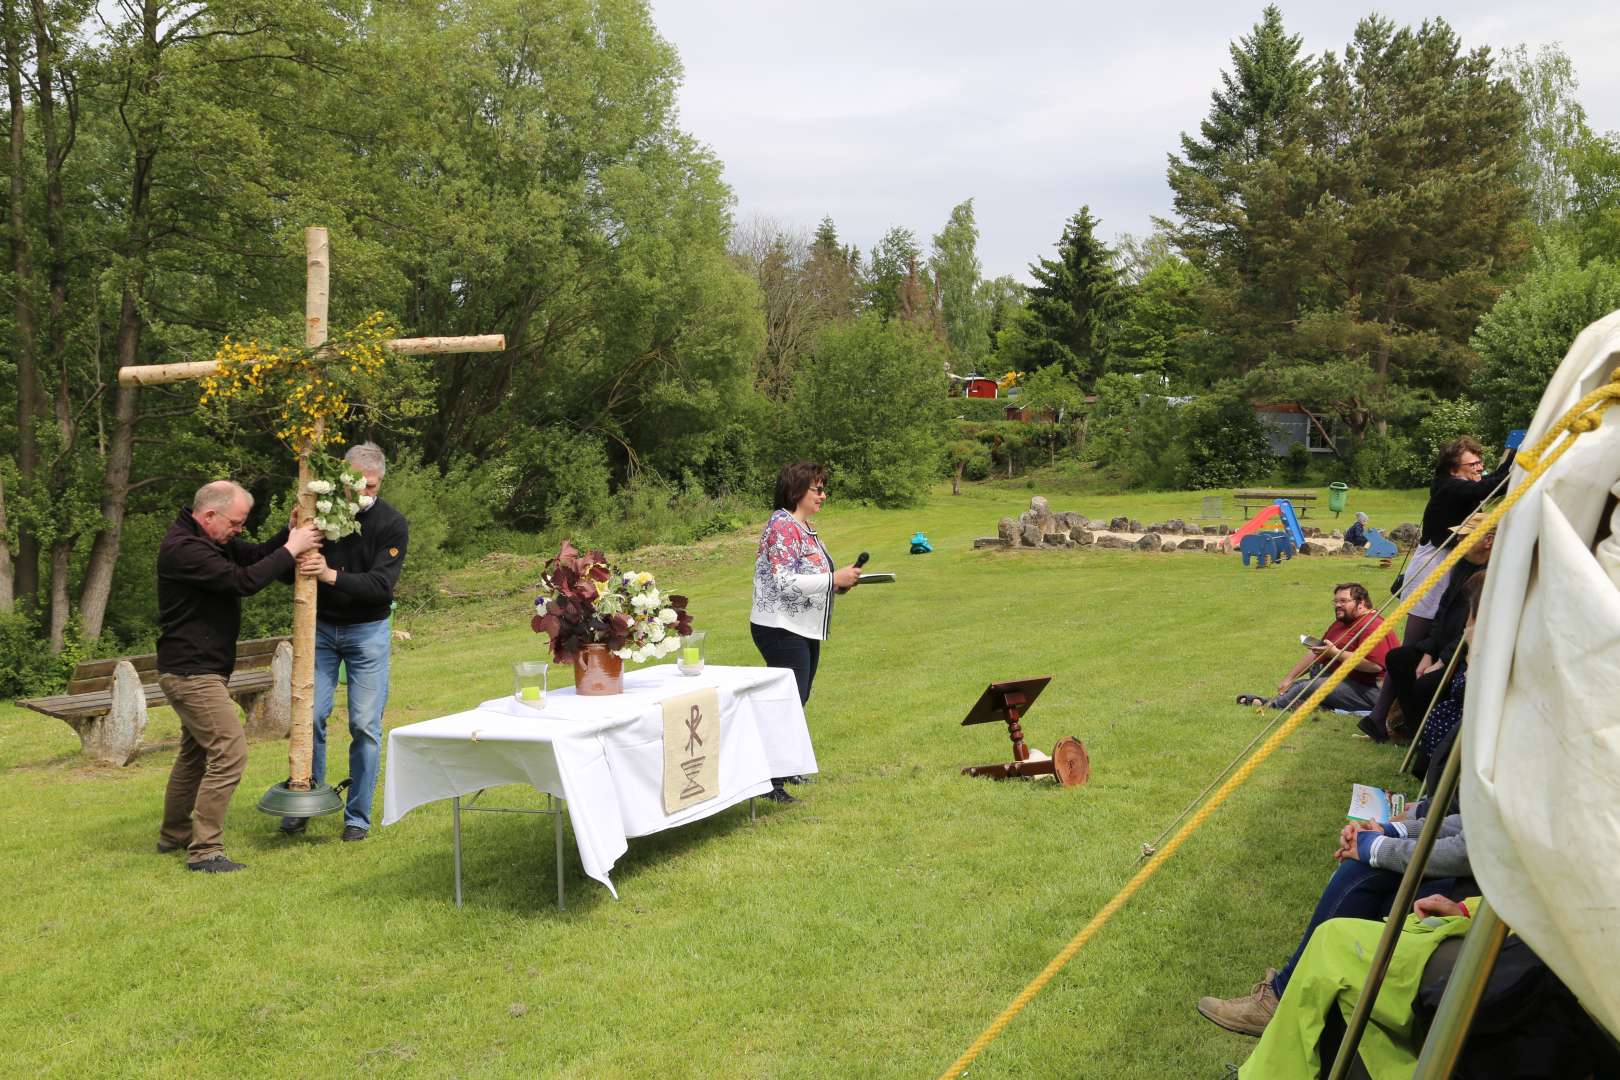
938, 375, 1620, 1080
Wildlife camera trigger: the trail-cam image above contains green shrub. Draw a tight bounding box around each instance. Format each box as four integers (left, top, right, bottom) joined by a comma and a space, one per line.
0, 612, 82, 696
788, 316, 946, 506
1173, 387, 1272, 489
499, 425, 614, 529
948, 396, 1008, 423
580, 475, 759, 555
1414, 398, 1491, 465
1472, 246, 1620, 444
1351, 430, 1424, 487
1282, 443, 1313, 483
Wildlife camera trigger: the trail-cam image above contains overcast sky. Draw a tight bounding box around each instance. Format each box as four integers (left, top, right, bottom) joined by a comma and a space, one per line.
651, 2, 1620, 282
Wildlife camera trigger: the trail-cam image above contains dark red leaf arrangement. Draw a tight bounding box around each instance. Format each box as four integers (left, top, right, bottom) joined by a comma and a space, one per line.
531, 540, 695, 664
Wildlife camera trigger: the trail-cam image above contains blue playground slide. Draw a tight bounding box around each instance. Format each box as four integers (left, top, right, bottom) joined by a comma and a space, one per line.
1274, 500, 1306, 547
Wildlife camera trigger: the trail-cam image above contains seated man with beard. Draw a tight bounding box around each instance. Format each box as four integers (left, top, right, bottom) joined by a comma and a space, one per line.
1236, 583, 1398, 713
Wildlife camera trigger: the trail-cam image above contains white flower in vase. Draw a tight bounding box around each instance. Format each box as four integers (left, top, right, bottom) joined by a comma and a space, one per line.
658, 608, 677, 624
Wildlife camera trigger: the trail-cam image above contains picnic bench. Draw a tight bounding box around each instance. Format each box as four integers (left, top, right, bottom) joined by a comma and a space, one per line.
16, 636, 293, 766
1234, 488, 1318, 518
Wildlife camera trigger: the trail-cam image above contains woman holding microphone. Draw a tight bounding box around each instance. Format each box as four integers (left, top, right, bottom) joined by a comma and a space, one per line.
749, 460, 862, 803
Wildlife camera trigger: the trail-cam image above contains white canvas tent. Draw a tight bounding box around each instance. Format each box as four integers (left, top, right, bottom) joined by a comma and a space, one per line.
1463, 309, 1620, 1038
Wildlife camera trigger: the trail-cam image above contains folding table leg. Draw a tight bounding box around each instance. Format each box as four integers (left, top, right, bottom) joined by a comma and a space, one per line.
546, 794, 566, 911
452, 795, 463, 908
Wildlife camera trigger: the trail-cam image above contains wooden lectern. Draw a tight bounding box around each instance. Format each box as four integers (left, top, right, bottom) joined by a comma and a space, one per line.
960, 676, 1090, 787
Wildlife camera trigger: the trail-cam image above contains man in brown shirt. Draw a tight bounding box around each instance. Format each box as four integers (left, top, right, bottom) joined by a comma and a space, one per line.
156, 480, 319, 872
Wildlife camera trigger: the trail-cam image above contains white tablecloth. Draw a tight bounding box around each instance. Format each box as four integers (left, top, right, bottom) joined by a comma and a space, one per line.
382, 664, 815, 896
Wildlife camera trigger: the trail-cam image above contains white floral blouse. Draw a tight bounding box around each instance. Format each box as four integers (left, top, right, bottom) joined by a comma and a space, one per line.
749, 509, 835, 640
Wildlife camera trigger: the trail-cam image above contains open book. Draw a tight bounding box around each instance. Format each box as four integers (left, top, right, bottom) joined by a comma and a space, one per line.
1347, 783, 1406, 824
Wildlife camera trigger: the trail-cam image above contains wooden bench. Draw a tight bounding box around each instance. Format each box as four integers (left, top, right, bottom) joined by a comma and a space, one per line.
16, 636, 293, 766
1234, 488, 1319, 519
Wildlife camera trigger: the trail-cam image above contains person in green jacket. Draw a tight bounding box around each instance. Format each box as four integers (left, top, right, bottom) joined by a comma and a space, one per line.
1238, 893, 1479, 1079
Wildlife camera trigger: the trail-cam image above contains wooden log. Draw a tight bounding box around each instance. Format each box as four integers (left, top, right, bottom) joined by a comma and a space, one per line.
115, 335, 504, 386
117, 360, 221, 386
385, 334, 505, 355
245, 640, 293, 740
77, 660, 147, 766
287, 226, 328, 790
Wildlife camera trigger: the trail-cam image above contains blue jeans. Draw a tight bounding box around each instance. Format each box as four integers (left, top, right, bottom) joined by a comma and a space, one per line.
313, 617, 392, 830
1273, 858, 1456, 996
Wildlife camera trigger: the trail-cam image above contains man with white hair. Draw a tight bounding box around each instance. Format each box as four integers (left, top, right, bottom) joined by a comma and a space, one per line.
157, 480, 321, 872
280, 442, 409, 842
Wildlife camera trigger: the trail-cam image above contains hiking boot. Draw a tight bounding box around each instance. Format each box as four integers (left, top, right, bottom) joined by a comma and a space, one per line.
1196, 969, 1279, 1036
341, 825, 368, 842
279, 816, 308, 835
187, 854, 246, 874
156, 839, 187, 854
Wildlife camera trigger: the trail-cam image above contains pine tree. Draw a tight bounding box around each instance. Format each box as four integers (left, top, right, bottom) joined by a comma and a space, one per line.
1166, 5, 1313, 268
1014, 207, 1124, 383
804, 216, 862, 323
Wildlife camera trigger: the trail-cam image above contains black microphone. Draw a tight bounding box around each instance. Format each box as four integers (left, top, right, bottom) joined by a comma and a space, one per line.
854, 551, 869, 569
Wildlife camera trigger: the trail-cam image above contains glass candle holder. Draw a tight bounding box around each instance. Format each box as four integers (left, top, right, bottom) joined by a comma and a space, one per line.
676, 631, 707, 676
513, 660, 548, 709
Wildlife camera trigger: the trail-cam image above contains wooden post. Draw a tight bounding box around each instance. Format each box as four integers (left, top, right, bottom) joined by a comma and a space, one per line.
288, 226, 329, 790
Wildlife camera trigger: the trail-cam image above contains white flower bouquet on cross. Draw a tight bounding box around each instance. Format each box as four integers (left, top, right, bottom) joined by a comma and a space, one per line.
305, 461, 370, 541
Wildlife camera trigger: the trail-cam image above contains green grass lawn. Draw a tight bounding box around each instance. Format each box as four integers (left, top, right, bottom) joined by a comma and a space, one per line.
0, 482, 1428, 1078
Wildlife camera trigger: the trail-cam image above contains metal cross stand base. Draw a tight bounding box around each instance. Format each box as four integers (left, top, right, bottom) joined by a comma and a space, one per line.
960, 677, 1091, 787
452, 791, 568, 911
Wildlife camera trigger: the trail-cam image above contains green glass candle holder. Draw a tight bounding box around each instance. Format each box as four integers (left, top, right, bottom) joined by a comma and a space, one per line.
513, 660, 548, 709
676, 631, 707, 676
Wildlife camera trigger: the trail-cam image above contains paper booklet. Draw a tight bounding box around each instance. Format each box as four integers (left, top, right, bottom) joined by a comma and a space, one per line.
857, 572, 896, 584
1347, 783, 1406, 824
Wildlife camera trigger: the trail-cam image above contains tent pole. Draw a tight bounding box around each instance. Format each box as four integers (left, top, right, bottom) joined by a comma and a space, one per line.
1411, 899, 1509, 1078
1325, 732, 1466, 1080
1399, 641, 1468, 778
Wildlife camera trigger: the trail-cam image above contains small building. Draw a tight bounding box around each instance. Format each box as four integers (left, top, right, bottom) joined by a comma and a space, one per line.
964, 376, 999, 398
1254, 402, 1345, 456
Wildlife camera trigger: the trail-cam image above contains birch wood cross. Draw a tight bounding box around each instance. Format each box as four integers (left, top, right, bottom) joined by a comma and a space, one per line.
117, 227, 504, 791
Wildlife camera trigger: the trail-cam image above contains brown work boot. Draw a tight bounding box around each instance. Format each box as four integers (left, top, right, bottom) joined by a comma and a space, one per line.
1196, 968, 1279, 1036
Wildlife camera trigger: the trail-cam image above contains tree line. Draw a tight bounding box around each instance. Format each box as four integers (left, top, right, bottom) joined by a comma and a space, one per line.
4, 2, 1620, 685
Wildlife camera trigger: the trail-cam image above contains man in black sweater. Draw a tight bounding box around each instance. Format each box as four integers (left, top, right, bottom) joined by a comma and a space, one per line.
157, 480, 321, 872
280, 442, 409, 841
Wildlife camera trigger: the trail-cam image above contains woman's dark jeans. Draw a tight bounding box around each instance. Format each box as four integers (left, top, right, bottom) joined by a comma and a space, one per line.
1272, 859, 1459, 996
750, 623, 819, 706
